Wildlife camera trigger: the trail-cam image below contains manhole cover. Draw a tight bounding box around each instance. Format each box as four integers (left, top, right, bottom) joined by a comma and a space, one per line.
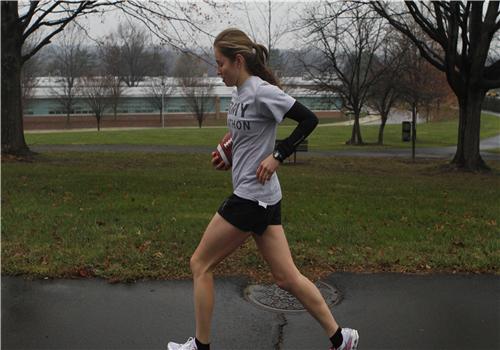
244, 280, 340, 313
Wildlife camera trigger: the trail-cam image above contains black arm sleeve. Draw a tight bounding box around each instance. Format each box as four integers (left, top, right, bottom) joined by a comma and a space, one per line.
275, 100, 319, 160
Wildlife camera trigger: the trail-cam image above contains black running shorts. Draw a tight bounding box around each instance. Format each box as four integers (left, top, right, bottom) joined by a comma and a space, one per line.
217, 193, 281, 235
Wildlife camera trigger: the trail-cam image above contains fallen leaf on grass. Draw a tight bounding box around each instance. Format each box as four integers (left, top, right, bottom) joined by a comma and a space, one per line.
452, 240, 465, 248
153, 251, 164, 259
137, 240, 152, 253
486, 219, 497, 227
77, 266, 95, 278
434, 224, 445, 232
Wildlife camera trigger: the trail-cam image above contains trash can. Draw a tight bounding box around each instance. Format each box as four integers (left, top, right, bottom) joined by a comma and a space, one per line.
402, 121, 411, 142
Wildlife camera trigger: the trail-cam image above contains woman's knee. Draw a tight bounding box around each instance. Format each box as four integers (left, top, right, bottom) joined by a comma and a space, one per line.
190, 254, 211, 276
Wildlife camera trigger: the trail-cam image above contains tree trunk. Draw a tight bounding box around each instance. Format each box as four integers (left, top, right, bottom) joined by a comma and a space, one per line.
377, 113, 388, 145
346, 114, 364, 145
412, 104, 417, 162
451, 89, 488, 171
1, 2, 31, 156
96, 115, 101, 131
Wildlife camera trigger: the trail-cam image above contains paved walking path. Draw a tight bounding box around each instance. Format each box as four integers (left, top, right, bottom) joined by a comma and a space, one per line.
29, 134, 500, 161
2, 273, 498, 350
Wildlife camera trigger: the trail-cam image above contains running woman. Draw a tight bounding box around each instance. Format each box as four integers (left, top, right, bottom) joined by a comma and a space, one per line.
167, 28, 359, 350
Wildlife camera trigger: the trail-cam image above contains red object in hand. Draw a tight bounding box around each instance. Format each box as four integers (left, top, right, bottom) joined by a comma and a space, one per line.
213, 132, 232, 170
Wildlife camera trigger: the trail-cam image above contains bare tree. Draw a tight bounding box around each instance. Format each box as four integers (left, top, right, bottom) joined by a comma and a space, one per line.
98, 33, 121, 78
115, 22, 151, 87
418, 67, 450, 124
147, 77, 173, 126
107, 76, 123, 121
80, 76, 112, 131
398, 41, 447, 120
240, 0, 297, 75
182, 77, 214, 128
399, 41, 432, 159
98, 22, 168, 88
301, 2, 387, 145
96, 34, 124, 120
48, 24, 91, 126
21, 36, 44, 114
147, 45, 173, 77
174, 53, 213, 128
2, 0, 222, 157
2, 1, 113, 156
142, 46, 172, 125
113, 1, 224, 69
367, 27, 414, 145
20, 68, 37, 114
372, 1, 500, 171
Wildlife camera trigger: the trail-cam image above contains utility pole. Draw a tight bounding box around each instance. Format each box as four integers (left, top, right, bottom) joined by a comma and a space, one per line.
161, 80, 165, 128
412, 104, 417, 161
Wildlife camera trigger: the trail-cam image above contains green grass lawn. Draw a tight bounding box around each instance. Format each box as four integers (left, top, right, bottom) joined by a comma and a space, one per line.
25, 113, 500, 152
2, 152, 499, 283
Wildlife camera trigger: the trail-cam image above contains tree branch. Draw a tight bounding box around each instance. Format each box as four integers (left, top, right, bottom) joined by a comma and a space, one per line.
406, 1, 446, 47
371, 1, 446, 71
482, 59, 500, 89
23, 1, 63, 41
459, 1, 470, 72
19, 1, 40, 32
114, 1, 216, 68
434, 2, 446, 40
481, 78, 500, 90
23, 2, 122, 42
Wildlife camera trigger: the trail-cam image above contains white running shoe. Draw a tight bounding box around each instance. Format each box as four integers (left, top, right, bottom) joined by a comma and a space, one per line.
167, 336, 198, 350
330, 328, 359, 350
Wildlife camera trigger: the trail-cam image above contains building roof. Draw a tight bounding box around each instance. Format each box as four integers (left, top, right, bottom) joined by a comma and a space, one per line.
28, 76, 340, 99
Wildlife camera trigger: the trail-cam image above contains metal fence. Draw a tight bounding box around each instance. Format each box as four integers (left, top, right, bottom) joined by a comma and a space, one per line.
483, 97, 500, 113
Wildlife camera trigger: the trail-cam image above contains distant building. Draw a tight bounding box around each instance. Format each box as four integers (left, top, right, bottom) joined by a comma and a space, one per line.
24, 76, 341, 115
23, 76, 343, 129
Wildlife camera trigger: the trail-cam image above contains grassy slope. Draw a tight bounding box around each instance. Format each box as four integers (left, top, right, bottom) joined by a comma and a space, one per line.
2, 153, 499, 283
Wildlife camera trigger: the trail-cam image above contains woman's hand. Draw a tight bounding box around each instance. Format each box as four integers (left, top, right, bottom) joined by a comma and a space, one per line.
256, 154, 280, 184
211, 151, 230, 170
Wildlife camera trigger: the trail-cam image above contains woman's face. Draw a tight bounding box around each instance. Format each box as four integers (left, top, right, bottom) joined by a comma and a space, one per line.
214, 46, 243, 87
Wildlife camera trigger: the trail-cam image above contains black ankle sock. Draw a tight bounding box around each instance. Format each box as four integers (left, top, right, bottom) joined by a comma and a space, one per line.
195, 337, 210, 350
330, 327, 343, 349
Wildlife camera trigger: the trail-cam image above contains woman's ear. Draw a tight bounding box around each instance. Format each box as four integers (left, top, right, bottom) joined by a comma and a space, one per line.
235, 53, 244, 69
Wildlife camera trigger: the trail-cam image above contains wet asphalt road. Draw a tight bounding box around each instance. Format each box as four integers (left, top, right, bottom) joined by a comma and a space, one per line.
2, 273, 499, 350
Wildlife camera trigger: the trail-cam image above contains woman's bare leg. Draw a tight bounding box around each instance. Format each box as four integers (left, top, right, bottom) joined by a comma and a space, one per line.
190, 213, 251, 343
252, 225, 339, 338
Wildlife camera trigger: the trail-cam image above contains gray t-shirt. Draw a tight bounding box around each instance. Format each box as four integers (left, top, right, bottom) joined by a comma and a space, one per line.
227, 75, 296, 206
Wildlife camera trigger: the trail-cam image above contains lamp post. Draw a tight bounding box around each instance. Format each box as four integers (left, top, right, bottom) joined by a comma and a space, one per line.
403, 106, 417, 161
161, 80, 165, 128
411, 104, 417, 161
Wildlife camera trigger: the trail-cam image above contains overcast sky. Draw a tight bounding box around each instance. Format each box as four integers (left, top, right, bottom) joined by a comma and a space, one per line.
73, 1, 312, 51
